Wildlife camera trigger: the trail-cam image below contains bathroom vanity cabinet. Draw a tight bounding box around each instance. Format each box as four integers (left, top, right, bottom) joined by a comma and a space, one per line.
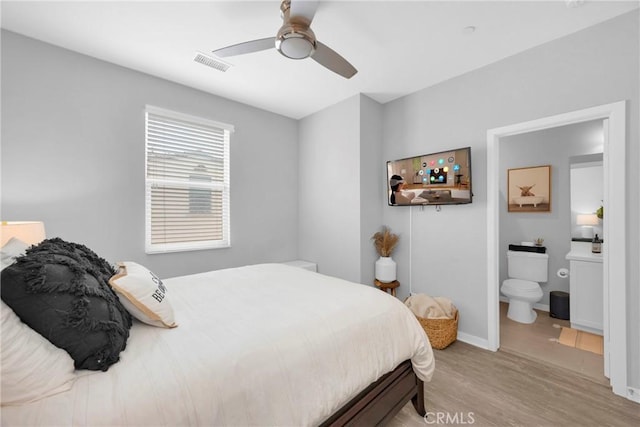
566, 242, 603, 335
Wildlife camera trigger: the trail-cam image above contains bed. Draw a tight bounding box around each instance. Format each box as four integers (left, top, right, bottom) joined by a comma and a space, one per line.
1, 261, 434, 426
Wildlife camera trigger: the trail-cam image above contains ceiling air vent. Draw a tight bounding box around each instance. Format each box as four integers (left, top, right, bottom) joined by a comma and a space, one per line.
193, 52, 232, 72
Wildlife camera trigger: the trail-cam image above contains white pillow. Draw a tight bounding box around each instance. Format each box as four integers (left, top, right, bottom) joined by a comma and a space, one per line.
109, 262, 177, 328
0, 238, 29, 271
1, 300, 77, 406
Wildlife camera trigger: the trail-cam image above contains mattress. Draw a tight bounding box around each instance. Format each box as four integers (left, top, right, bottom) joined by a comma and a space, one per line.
1, 263, 434, 426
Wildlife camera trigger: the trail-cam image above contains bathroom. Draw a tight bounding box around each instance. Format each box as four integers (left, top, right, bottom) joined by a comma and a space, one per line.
497, 118, 605, 380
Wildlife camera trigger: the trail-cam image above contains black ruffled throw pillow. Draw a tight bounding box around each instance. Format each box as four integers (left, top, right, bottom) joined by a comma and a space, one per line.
1, 238, 132, 371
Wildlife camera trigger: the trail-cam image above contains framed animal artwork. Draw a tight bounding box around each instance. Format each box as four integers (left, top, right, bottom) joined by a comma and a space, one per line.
507, 165, 551, 212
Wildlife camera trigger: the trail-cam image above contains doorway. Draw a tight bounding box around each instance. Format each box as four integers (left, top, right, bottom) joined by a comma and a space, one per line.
486, 101, 627, 398
496, 119, 605, 383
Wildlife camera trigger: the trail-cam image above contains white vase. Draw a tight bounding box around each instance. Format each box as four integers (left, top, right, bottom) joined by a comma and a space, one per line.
375, 256, 397, 283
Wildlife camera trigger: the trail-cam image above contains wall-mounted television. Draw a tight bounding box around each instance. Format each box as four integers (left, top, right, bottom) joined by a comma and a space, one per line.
386, 147, 472, 206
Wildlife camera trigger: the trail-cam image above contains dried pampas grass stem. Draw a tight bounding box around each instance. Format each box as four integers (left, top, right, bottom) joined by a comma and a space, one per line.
372, 226, 399, 257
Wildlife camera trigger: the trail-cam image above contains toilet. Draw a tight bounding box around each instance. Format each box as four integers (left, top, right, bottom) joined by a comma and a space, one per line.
501, 250, 548, 324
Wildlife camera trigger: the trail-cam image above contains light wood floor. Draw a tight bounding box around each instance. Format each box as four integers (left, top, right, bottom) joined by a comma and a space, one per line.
388, 340, 640, 426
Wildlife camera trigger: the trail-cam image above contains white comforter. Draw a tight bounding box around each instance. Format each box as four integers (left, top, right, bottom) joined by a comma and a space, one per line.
2, 263, 434, 426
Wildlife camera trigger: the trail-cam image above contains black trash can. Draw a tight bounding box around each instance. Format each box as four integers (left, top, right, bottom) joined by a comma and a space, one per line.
550, 291, 570, 320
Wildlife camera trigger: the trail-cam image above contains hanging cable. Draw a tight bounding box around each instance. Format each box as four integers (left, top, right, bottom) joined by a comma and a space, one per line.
409, 205, 413, 296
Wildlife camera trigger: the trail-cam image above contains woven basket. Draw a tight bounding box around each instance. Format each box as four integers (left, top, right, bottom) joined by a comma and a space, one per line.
416, 309, 459, 350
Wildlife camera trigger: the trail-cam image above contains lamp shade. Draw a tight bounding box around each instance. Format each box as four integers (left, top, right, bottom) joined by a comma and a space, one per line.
576, 214, 599, 226
0, 221, 46, 247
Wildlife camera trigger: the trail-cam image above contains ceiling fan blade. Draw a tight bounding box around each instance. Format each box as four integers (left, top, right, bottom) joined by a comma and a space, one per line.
311, 41, 357, 79
212, 37, 276, 58
289, 0, 318, 24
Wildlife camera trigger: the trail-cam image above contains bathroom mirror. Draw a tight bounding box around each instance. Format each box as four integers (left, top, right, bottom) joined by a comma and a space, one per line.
570, 153, 603, 240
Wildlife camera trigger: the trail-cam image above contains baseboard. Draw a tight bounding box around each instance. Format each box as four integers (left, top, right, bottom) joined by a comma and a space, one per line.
533, 302, 549, 312
627, 387, 640, 403
456, 332, 490, 350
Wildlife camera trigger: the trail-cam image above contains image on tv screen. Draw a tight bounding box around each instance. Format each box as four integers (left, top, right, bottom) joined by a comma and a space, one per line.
387, 147, 472, 206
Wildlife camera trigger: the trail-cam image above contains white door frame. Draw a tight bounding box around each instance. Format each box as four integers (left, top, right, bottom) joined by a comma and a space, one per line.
486, 101, 627, 398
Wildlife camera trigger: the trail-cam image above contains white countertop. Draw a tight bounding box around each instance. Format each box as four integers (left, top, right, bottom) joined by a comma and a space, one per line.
566, 241, 603, 263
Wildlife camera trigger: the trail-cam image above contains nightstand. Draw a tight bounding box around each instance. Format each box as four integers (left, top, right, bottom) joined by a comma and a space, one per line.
282, 260, 317, 272
374, 279, 400, 297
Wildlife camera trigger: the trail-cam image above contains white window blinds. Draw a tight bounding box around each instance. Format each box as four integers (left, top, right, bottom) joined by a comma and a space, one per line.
145, 106, 233, 253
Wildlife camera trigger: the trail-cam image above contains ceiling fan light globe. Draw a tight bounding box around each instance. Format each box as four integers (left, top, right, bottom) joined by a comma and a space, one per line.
276, 33, 315, 59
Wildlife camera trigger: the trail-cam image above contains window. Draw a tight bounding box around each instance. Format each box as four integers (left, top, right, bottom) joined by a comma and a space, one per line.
145, 106, 233, 253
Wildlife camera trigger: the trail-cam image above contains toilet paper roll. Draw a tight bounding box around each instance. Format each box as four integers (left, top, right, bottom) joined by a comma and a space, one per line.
557, 268, 570, 278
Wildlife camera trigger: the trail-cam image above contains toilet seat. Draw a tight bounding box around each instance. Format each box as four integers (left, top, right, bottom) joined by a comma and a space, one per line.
501, 279, 542, 297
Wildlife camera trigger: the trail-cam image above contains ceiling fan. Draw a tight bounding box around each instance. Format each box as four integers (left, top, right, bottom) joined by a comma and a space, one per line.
212, 0, 357, 79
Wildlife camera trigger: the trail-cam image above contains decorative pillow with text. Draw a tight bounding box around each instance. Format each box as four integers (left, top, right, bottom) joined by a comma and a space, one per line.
109, 262, 177, 328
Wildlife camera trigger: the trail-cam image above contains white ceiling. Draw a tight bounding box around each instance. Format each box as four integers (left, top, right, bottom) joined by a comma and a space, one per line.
1, 1, 638, 119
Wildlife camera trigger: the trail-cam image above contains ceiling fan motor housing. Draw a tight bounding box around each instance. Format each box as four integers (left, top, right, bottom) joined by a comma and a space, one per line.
276, 0, 316, 59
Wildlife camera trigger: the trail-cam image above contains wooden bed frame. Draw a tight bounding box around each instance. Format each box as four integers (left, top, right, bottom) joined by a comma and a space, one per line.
320, 360, 425, 426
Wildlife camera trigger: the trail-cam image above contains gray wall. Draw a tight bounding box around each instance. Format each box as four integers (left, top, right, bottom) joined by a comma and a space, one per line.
298, 94, 383, 285
499, 120, 604, 306
381, 10, 638, 385
298, 95, 362, 282
1, 31, 299, 279
359, 96, 384, 286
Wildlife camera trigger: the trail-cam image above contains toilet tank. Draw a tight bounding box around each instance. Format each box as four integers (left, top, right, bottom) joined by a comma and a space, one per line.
507, 250, 549, 282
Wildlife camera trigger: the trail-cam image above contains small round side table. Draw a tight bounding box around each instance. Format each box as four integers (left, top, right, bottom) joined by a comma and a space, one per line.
374, 279, 400, 297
